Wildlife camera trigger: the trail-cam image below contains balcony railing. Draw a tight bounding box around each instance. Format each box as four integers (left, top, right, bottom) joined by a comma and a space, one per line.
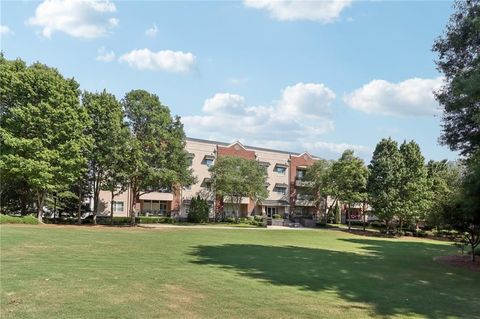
295, 179, 313, 187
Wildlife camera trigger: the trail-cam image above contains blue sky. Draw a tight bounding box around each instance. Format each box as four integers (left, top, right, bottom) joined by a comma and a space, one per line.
0, 0, 457, 161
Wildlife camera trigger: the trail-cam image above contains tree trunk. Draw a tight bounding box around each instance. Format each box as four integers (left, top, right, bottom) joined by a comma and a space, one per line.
385, 219, 390, 233
36, 190, 44, 223
362, 201, 367, 232
347, 204, 351, 230
77, 187, 82, 225
399, 218, 403, 232
471, 244, 476, 263
110, 191, 115, 225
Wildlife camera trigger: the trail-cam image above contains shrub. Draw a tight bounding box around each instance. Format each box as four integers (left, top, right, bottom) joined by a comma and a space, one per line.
0, 214, 39, 224
370, 221, 383, 228
187, 196, 210, 223
415, 230, 428, 238
316, 221, 327, 227
253, 215, 264, 222
136, 216, 173, 224
272, 214, 283, 220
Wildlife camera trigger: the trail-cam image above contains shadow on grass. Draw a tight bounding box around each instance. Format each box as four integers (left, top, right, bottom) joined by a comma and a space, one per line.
191, 238, 480, 319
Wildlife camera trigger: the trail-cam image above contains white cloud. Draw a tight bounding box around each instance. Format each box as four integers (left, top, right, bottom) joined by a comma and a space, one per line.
244, 0, 352, 23
0, 25, 14, 36
118, 48, 196, 73
145, 24, 158, 37
182, 83, 362, 159
203, 93, 248, 114
344, 77, 443, 116
96, 46, 115, 62
27, 0, 118, 39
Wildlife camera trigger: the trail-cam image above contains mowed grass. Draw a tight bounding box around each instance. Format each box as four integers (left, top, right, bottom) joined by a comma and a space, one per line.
1, 225, 479, 319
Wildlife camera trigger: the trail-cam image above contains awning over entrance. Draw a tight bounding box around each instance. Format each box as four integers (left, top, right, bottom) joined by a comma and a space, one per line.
260, 200, 289, 206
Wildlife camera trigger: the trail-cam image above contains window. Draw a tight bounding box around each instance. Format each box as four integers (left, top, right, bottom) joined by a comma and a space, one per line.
205, 159, 214, 167
143, 200, 168, 215
273, 187, 287, 195
274, 165, 286, 174
296, 169, 306, 180
113, 201, 124, 212
266, 207, 277, 218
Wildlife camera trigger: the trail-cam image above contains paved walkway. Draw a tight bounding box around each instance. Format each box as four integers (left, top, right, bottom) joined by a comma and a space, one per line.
138, 224, 315, 231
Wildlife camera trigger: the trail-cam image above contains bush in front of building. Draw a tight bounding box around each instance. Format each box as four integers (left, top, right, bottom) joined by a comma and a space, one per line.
187, 196, 210, 223
0, 214, 39, 224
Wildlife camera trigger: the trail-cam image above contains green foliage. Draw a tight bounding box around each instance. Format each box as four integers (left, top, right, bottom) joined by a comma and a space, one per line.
304, 159, 333, 219
187, 196, 210, 223
83, 90, 128, 221
433, 0, 480, 156
426, 160, 462, 228
121, 90, 195, 222
398, 141, 430, 226
367, 138, 404, 229
136, 216, 174, 224
0, 214, 39, 224
0, 56, 92, 221
333, 150, 369, 205
209, 156, 268, 221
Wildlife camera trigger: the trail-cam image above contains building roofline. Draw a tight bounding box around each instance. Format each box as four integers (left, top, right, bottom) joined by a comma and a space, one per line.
186, 136, 321, 159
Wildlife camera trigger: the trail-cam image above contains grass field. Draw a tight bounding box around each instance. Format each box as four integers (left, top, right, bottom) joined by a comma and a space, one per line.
1, 225, 479, 319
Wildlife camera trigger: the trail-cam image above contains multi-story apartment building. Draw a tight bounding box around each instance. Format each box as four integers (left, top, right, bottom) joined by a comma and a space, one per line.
97, 137, 323, 219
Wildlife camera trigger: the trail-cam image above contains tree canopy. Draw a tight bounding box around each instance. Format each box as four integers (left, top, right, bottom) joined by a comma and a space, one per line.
0, 56, 92, 221
209, 156, 267, 222
433, 0, 480, 156
122, 89, 195, 222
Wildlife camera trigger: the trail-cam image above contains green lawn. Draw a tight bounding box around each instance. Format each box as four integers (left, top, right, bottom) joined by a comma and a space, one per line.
1, 225, 479, 319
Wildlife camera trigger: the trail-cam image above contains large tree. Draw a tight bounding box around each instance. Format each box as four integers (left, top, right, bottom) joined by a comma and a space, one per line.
209, 156, 268, 222
304, 159, 332, 222
445, 152, 480, 262
0, 56, 91, 222
122, 90, 194, 223
398, 141, 430, 231
332, 150, 369, 230
367, 138, 404, 232
426, 160, 462, 231
433, 0, 480, 156
83, 90, 126, 224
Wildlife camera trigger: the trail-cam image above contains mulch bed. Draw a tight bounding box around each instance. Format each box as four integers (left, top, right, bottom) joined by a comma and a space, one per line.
434, 255, 480, 272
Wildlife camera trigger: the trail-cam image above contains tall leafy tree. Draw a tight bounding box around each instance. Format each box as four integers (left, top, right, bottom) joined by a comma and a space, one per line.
304, 159, 332, 222
398, 141, 430, 231
433, 0, 480, 156
0, 56, 91, 222
83, 90, 126, 224
450, 152, 480, 261
426, 160, 462, 230
332, 150, 369, 230
122, 90, 194, 223
367, 138, 404, 232
209, 156, 268, 222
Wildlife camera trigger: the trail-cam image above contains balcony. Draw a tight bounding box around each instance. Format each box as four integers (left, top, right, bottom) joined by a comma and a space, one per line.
295, 179, 313, 187
295, 194, 315, 207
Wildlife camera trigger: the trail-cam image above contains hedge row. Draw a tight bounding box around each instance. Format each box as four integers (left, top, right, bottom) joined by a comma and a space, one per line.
0, 215, 39, 224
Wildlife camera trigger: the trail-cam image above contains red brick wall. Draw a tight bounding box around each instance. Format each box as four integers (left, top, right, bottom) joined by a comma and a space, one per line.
289, 154, 316, 211
217, 144, 256, 160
